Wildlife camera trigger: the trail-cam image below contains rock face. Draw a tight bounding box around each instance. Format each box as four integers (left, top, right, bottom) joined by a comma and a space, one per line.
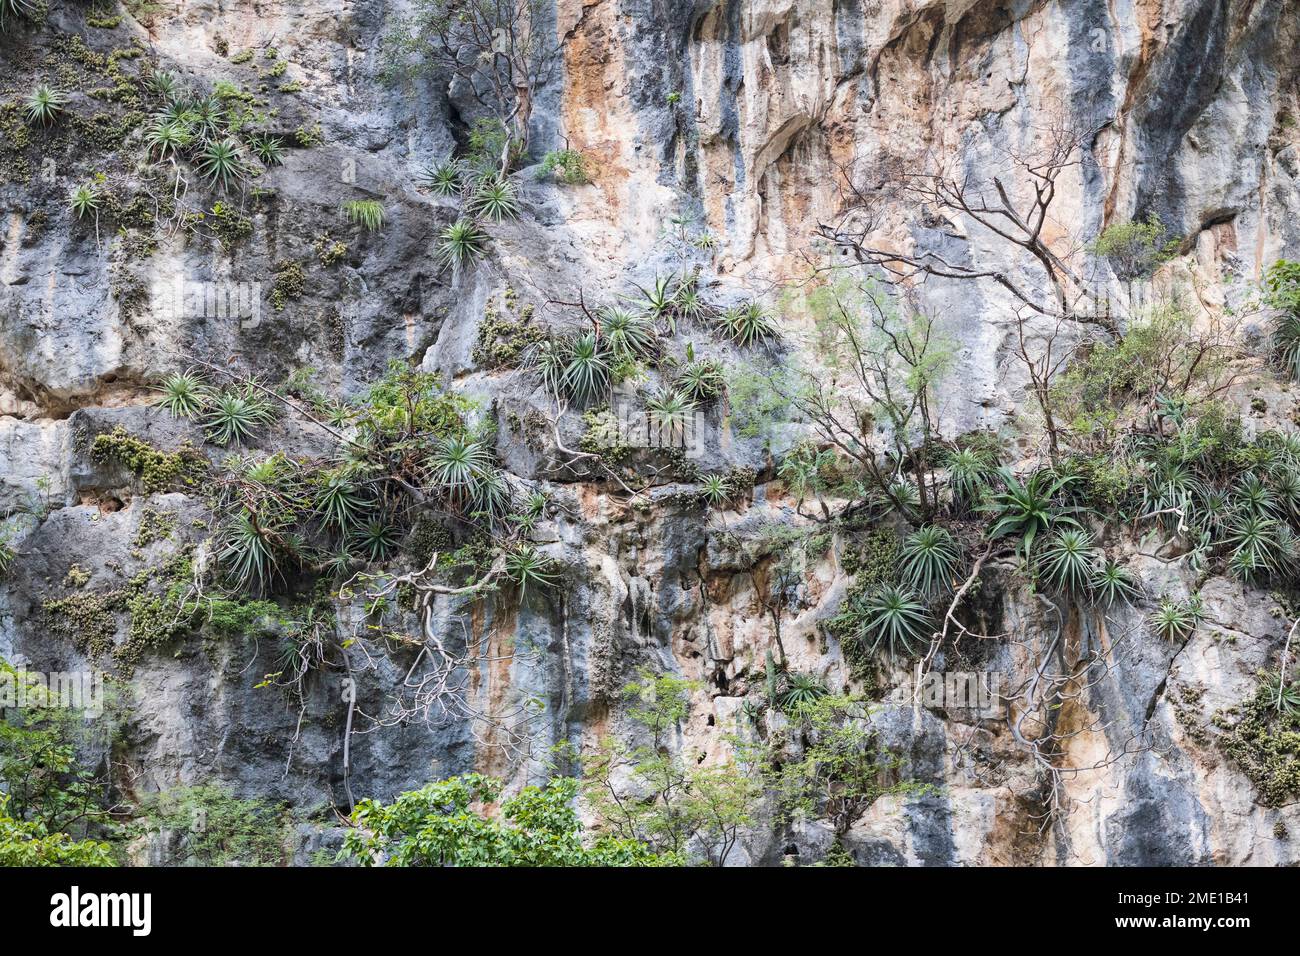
2, 0, 1300, 866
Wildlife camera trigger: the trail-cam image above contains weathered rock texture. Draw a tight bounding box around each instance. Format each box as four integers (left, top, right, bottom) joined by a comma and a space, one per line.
3, 0, 1300, 865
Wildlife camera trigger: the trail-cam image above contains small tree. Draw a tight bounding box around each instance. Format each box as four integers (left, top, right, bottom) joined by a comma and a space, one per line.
581, 671, 760, 866
342, 773, 675, 866
773, 278, 955, 519
382, 0, 558, 159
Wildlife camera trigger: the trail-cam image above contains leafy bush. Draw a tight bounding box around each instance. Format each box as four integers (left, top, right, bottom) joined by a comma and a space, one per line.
538, 148, 588, 184
343, 773, 674, 867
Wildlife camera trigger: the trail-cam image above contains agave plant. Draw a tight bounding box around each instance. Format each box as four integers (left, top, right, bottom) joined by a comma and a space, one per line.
1091, 558, 1141, 607
155, 99, 196, 128
676, 358, 724, 402
505, 545, 557, 597
1273, 311, 1300, 381
188, 95, 225, 139
945, 446, 997, 509
1, 0, 35, 31
887, 478, 921, 518
526, 336, 568, 397
219, 509, 282, 594
1233, 473, 1278, 518
196, 137, 247, 190
899, 525, 959, 595
599, 307, 655, 359
148, 69, 181, 100
419, 160, 463, 197
646, 389, 697, 432
858, 586, 933, 660
1224, 512, 1282, 582
24, 83, 66, 125
469, 467, 514, 527
716, 301, 778, 346
1036, 528, 1099, 596
437, 218, 488, 269
68, 183, 101, 221
1149, 597, 1200, 642
633, 276, 677, 325
146, 118, 193, 159
700, 474, 731, 508
467, 175, 520, 222
247, 133, 284, 166
673, 278, 710, 322
778, 672, 828, 715
315, 473, 368, 531
155, 369, 207, 418
427, 435, 491, 497
560, 333, 611, 404
352, 518, 399, 562
202, 389, 272, 446
1259, 669, 1300, 718
243, 455, 286, 486
981, 468, 1082, 554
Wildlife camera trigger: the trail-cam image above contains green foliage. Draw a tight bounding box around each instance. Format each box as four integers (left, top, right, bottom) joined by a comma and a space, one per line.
538, 148, 588, 184
981, 468, 1082, 555
646, 388, 697, 431
0, 795, 114, 867
599, 306, 656, 360
195, 137, 247, 189
137, 786, 288, 866
419, 159, 463, 196
352, 518, 399, 562
202, 387, 274, 445
343, 199, 386, 231
778, 671, 829, 716
247, 132, 283, 166
467, 175, 520, 222
1036, 528, 1099, 596
1264, 258, 1300, 379
1092, 558, 1140, 607
1149, 595, 1202, 641
716, 301, 778, 346
437, 218, 488, 269
0, 0, 35, 33
155, 369, 207, 418
854, 585, 932, 660
91, 427, 207, 493
676, 356, 725, 403
557, 332, 611, 404
1218, 683, 1300, 807
219, 508, 288, 594
1089, 214, 1178, 281
944, 443, 998, 509
68, 182, 101, 220
343, 773, 674, 867
580, 672, 758, 865
25, 83, 67, 126
0, 663, 117, 864
1053, 305, 1228, 440
504, 545, 558, 597
758, 694, 931, 835
899, 525, 959, 595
